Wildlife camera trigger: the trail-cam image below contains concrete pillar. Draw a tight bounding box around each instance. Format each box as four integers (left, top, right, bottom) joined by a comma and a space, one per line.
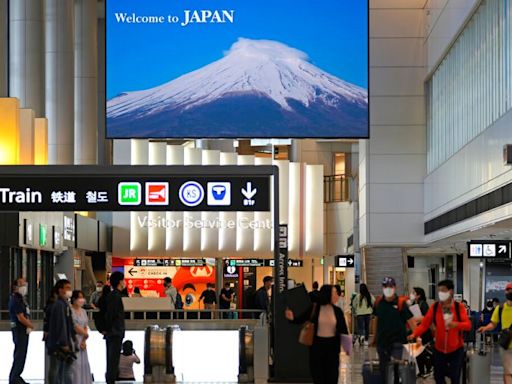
74, 0, 97, 164
97, 3, 109, 165
8, 0, 44, 114
0, 0, 7, 96
45, 0, 74, 164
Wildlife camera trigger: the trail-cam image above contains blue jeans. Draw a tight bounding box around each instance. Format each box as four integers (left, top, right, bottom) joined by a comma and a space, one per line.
48, 353, 74, 384
9, 325, 29, 383
377, 342, 403, 383
356, 314, 371, 340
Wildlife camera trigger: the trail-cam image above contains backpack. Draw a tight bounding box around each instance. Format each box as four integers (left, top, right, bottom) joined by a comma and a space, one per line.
432, 301, 462, 326
174, 293, 184, 309
374, 295, 408, 312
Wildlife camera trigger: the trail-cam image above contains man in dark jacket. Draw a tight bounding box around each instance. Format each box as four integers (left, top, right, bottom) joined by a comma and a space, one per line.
255, 276, 273, 313
47, 279, 75, 384
8, 278, 33, 384
104, 272, 126, 384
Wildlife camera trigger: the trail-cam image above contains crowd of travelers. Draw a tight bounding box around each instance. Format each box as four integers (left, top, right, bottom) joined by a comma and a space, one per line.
7, 271, 512, 384
285, 277, 512, 384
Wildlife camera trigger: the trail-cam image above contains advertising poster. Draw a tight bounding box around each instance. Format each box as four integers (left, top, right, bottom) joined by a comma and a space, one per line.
112, 257, 215, 309
106, 0, 368, 138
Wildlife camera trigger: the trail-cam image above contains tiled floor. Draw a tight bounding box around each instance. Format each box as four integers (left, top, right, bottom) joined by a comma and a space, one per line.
1, 344, 506, 383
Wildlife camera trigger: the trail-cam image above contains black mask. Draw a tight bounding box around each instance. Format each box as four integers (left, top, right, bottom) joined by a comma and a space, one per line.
506, 293, 512, 301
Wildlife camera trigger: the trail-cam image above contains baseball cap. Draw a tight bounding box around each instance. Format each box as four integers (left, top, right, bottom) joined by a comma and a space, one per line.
506, 282, 512, 290
382, 277, 396, 287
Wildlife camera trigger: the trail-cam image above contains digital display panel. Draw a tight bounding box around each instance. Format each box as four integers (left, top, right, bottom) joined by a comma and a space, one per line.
106, 0, 369, 138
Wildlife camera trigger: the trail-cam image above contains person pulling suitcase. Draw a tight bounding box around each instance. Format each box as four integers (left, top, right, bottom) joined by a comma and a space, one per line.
370, 277, 417, 383
408, 279, 472, 384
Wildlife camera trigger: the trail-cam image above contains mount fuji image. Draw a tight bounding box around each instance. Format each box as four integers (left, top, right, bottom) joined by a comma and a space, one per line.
107, 38, 368, 138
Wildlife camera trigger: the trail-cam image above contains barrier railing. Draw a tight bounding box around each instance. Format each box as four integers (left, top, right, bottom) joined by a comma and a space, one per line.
0, 309, 267, 329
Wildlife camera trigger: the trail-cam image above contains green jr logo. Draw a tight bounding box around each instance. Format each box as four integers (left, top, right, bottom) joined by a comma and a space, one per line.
118, 182, 141, 205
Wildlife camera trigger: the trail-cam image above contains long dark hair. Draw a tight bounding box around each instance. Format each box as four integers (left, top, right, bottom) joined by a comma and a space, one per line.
122, 340, 134, 356
318, 285, 333, 305
413, 287, 426, 302
359, 283, 372, 307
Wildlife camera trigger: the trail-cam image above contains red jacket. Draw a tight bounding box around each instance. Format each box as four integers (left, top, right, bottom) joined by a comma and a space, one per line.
412, 301, 472, 354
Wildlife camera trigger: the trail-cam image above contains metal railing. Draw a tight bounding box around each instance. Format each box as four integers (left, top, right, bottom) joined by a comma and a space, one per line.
324, 174, 351, 203
0, 309, 267, 330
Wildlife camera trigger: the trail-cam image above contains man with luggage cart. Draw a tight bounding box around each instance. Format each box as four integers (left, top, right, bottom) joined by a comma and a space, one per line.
478, 282, 512, 384
369, 276, 417, 382
409, 279, 472, 384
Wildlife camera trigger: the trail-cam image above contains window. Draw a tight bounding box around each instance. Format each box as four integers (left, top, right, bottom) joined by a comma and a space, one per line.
427, 0, 511, 172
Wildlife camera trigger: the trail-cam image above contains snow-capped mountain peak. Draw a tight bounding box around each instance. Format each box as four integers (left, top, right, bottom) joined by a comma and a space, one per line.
107, 38, 368, 118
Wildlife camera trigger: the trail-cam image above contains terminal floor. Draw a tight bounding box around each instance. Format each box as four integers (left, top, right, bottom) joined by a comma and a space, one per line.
0, 344, 506, 383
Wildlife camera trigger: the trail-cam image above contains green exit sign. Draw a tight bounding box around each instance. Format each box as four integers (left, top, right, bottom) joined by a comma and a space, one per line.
39, 224, 47, 247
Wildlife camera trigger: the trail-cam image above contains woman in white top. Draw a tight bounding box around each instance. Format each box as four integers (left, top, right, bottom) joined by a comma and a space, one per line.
286, 285, 349, 384
118, 340, 141, 381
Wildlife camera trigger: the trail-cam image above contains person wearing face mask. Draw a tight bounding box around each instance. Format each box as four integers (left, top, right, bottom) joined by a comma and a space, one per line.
371, 277, 416, 381
90, 281, 104, 308
47, 279, 76, 384
255, 276, 273, 313
104, 272, 126, 384
409, 279, 471, 384
409, 287, 434, 378
8, 278, 33, 384
70, 290, 92, 384
478, 283, 512, 384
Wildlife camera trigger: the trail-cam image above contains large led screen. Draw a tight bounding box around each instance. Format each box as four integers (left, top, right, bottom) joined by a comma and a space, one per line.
106, 0, 369, 138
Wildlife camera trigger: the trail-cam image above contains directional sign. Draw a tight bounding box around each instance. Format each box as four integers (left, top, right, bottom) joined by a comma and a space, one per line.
0, 165, 271, 212
336, 255, 355, 268
468, 241, 511, 259
124, 266, 175, 279
241, 181, 258, 207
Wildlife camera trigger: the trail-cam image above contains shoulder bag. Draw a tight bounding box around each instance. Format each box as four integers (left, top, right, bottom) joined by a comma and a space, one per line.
298, 304, 316, 346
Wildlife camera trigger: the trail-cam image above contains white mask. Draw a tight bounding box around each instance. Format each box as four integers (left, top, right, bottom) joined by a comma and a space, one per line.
383, 287, 395, 298
65, 290, 73, 299
409, 293, 416, 302
96, 287, 102, 293
18, 286, 28, 297
438, 291, 451, 302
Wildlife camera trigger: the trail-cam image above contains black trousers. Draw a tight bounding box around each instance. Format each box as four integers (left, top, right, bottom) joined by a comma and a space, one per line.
9, 325, 29, 384
433, 347, 464, 384
106, 335, 123, 384
309, 336, 340, 384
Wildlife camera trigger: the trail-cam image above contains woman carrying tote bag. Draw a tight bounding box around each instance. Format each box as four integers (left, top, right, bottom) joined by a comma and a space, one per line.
285, 284, 349, 384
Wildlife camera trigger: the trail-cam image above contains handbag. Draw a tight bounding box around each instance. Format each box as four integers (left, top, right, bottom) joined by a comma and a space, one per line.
499, 326, 512, 349
298, 304, 316, 346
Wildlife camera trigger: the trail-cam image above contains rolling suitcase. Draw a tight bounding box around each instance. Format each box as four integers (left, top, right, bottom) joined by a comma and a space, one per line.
386, 343, 416, 384
362, 359, 382, 384
464, 334, 491, 383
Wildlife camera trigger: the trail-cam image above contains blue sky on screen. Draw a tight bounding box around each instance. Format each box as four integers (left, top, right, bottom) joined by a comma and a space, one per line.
106, 0, 368, 99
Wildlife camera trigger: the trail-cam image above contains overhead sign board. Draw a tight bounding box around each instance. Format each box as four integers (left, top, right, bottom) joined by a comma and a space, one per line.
106, 0, 368, 139
0, 165, 271, 212
336, 255, 355, 268
134, 258, 206, 267
468, 240, 511, 258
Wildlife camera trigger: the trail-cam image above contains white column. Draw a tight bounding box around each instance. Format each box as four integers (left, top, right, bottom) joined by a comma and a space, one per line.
74, 0, 97, 164
45, 0, 74, 164
0, 0, 7, 96
9, 0, 44, 114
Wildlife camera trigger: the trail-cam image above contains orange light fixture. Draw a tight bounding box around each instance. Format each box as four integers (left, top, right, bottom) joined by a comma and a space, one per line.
0, 98, 20, 164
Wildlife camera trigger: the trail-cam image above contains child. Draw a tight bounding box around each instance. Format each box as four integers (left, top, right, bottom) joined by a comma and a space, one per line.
118, 340, 140, 382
